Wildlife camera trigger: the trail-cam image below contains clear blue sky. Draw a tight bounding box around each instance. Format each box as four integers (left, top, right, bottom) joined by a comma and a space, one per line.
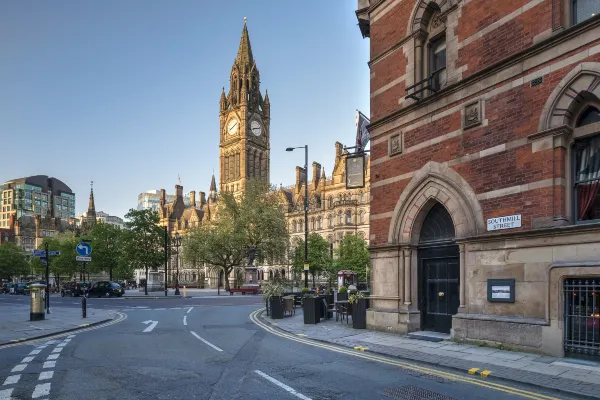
0, 1, 370, 218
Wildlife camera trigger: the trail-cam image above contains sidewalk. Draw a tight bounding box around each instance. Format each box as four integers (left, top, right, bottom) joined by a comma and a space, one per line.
0, 305, 115, 345
260, 310, 600, 399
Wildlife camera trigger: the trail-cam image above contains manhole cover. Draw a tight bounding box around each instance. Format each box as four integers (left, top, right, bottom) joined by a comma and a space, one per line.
383, 386, 457, 400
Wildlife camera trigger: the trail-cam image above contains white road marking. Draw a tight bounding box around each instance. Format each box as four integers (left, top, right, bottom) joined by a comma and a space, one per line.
39, 371, 54, 380
29, 349, 41, 355
187, 307, 193, 314
46, 354, 59, 360
154, 308, 166, 311
35, 345, 47, 349
142, 320, 158, 332
183, 316, 187, 326
45, 340, 57, 345
2, 375, 20, 385
64, 338, 71, 342
21, 356, 34, 363
32, 383, 51, 398
51, 347, 63, 353
67, 335, 75, 338
170, 307, 181, 310
11, 364, 26, 372
43, 361, 55, 369
254, 370, 312, 400
56, 342, 66, 347
0, 388, 13, 400
190, 331, 223, 352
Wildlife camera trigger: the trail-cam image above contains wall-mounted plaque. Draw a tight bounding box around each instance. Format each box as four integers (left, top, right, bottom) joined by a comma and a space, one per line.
487, 279, 515, 303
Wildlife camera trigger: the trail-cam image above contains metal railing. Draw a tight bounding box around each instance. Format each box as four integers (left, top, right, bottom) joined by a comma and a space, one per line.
405, 68, 446, 101
564, 278, 600, 357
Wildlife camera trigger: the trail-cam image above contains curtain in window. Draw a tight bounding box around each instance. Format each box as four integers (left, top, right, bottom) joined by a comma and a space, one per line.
576, 136, 600, 220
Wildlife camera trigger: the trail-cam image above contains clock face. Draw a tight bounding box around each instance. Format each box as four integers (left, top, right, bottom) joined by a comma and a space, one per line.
227, 119, 239, 135
251, 120, 262, 136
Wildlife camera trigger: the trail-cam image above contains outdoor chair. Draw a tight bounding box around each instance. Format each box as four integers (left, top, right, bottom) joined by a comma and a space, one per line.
283, 297, 295, 316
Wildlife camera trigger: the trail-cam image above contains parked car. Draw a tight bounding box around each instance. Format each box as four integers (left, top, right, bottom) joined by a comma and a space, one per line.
61, 281, 90, 297
14, 283, 29, 295
87, 281, 124, 298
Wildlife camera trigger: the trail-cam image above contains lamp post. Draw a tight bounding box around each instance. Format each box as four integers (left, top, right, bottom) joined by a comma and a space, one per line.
286, 145, 309, 289
164, 226, 168, 297
173, 232, 181, 295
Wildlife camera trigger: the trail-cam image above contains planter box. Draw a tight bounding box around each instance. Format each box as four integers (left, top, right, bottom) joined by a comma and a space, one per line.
270, 296, 284, 319
337, 292, 348, 302
352, 298, 367, 329
303, 296, 320, 324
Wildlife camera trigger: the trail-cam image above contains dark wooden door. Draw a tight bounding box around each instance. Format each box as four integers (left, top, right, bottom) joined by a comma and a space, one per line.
420, 250, 459, 334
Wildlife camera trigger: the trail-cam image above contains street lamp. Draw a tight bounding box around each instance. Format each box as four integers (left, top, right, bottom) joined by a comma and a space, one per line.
173, 232, 182, 295
286, 145, 309, 289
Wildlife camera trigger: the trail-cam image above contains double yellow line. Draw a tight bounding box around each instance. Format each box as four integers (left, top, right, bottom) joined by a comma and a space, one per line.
0, 312, 127, 350
249, 309, 560, 400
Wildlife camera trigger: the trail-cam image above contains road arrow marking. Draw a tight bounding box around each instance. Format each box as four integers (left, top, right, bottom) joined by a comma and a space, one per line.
142, 320, 158, 333
190, 331, 223, 352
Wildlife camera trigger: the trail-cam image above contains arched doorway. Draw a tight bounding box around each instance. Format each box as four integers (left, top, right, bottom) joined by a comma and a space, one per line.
418, 203, 459, 334
218, 270, 224, 288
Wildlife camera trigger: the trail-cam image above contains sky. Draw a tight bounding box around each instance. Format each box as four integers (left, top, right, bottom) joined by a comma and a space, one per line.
0, 1, 370, 219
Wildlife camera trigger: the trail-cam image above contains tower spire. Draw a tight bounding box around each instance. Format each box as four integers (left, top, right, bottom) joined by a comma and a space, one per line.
86, 180, 97, 227
236, 17, 253, 67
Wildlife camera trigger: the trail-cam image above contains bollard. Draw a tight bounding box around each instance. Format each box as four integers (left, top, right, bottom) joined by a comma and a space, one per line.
82, 294, 87, 318
183, 286, 187, 297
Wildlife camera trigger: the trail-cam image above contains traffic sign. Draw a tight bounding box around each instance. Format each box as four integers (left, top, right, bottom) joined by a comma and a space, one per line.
76, 242, 92, 256
76, 256, 91, 262
41, 259, 47, 265
32, 250, 45, 257
304, 264, 310, 271
48, 251, 60, 256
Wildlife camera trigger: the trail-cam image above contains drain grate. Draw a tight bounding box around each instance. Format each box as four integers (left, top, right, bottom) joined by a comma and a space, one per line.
383, 386, 457, 400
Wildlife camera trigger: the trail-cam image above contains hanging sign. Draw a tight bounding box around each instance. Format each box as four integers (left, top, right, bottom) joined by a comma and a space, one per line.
346, 154, 365, 189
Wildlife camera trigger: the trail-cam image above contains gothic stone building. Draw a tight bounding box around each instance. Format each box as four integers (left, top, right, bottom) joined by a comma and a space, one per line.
357, 0, 600, 357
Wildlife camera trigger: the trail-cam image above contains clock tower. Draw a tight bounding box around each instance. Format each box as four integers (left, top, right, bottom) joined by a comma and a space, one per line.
219, 19, 270, 198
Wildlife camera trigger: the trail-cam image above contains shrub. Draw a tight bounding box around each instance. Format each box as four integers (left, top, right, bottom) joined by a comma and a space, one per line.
338, 285, 348, 294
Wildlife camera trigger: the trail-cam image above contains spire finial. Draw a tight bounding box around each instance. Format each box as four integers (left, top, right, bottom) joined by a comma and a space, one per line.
244, 17, 247, 22
91, 180, 93, 192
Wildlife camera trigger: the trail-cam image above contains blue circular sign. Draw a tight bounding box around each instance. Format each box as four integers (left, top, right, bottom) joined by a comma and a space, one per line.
76, 242, 92, 256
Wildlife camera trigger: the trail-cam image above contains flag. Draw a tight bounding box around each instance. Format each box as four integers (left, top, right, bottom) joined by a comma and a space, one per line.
355, 110, 370, 152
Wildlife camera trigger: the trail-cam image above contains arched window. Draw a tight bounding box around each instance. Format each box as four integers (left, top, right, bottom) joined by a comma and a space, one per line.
573, 106, 600, 222
338, 212, 343, 225
281, 269, 286, 278
359, 211, 364, 224
311, 217, 315, 230
317, 217, 322, 229
345, 210, 352, 225
328, 197, 333, 208
269, 270, 273, 280
292, 221, 297, 233
328, 214, 333, 227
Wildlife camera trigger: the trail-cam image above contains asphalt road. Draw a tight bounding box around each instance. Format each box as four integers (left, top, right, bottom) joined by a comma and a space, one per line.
0, 296, 580, 400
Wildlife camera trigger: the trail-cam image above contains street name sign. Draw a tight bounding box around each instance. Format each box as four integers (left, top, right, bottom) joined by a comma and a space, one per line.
487, 214, 522, 231
76, 256, 91, 262
48, 251, 60, 256
76, 242, 92, 256
32, 250, 60, 257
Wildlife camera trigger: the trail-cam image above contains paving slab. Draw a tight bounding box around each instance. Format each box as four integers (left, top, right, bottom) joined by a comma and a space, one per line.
260, 309, 600, 399
0, 305, 115, 344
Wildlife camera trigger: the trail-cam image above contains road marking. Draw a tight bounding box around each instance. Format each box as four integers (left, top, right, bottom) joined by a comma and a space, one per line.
480, 370, 492, 378
67, 335, 76, 338
0, 388, 13, 400
183, 316, 187, 326
45, 340, 57, 345
254, 370, 312, 400
21, 356, 34, 363
29, 349, 41, 355
170, 307, 181, 310
2, 375, 20, 385
39, 371, 54, 380
47, 354, 59, 360
43, 361, 56, 369
249, 309, 559, 400
32, 383, 51, 398
154, 308, 166, 311
51, 347, 63, 353
64, 338, 71, 342
190, 331, 223, 352
187, 307, 193, 314
11, 364, 26, 372
142, 320, 158, 333
468, 368, 480, 375
56, 342, 66, 347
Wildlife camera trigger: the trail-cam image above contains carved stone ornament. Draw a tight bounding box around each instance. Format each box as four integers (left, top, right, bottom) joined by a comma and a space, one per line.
464, 100, 483, 129
389, 133, 402, 156
430, 12, 444, 29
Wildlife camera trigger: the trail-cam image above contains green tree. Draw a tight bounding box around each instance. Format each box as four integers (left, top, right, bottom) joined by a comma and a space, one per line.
121, 209, 165, 295
0, 242, 29, 280
334, 234, 370, 281
89, 222, 123, 281
184, 179, 289, 291
291, 233, 332, 288
39, 232, 80, 286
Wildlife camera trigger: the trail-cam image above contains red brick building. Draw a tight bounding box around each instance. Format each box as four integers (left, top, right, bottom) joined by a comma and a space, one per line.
357, 0, 600, 357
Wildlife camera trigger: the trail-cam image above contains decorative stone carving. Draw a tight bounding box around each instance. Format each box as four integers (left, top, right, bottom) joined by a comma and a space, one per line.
431, 12, 444, 29
464, 100, 483, 129
389, 133, 402, 156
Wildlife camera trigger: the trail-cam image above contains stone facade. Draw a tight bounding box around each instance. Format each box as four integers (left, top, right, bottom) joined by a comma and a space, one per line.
358, 0, 600, 357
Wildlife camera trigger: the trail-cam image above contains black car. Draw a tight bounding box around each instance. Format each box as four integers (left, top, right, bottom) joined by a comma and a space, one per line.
87, 281, 124, 298
61, 281, 90, 297
14, 283, 29, 295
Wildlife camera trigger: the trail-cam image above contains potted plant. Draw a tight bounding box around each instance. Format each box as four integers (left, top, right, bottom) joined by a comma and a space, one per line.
262, 281, 285, 319
303, 293, 321, 324
349, 292, 367, 329
337, 285, 349, 302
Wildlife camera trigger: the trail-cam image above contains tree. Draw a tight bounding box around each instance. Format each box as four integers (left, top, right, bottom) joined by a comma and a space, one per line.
291, 233, 332, 287
184, 179, 289, 291
334, 234, 370, 281
89, 222, 123, 281
38, 232, 80, 286
0, 242, 29, 280
121, 209, 165, 295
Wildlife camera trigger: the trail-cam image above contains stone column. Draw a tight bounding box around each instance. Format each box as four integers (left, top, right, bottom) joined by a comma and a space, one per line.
413, 32, 426, 96
459, 244, 465, 308
399, 248, 405, 303
403, 249, 412, 305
